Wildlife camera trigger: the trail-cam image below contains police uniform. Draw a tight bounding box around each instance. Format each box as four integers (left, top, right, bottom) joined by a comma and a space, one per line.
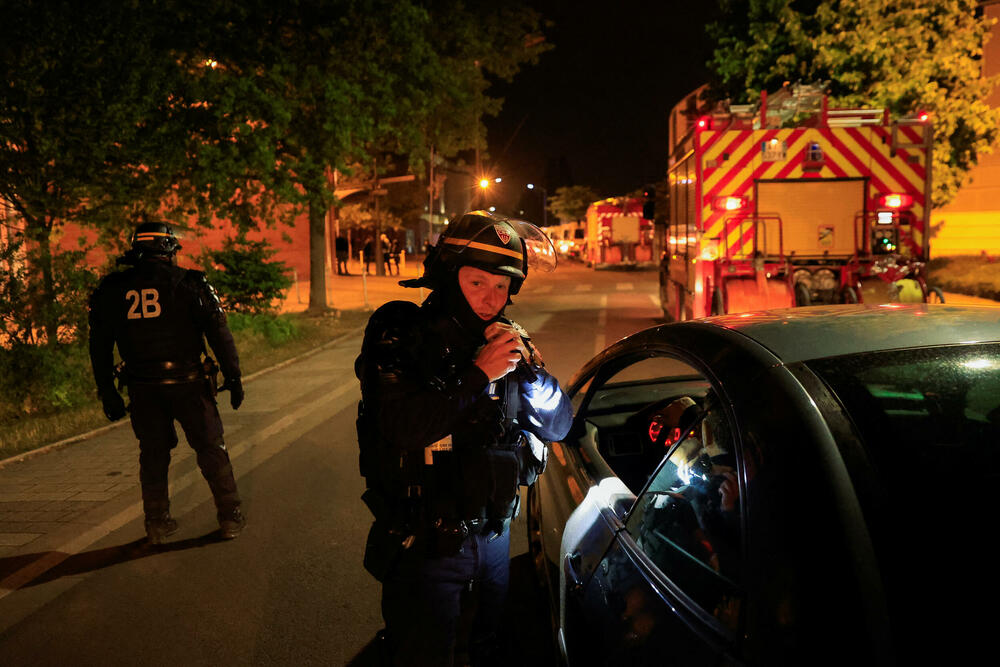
88, 223, 246, 543
355, 211, 572, 666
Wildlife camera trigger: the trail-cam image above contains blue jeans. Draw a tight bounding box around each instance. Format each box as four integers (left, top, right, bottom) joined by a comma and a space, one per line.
381, 526, 511, 667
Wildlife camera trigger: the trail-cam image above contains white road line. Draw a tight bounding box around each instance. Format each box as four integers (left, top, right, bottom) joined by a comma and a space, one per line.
530, 285, 553, 294
616, 282, 634, 291
574, 284, 592, 292
595, 295, 608, 356
649, 293, 661, 310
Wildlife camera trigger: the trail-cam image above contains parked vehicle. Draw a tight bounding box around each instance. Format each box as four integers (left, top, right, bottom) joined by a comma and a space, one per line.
528, 304, 1000, 666
660, 85, 942, 321
585, 197, 654, 268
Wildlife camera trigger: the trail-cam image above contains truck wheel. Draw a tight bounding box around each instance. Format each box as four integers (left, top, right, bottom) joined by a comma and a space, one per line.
841, 286, 859, 304
794, 282, 812, 307
927, 286, 945, 304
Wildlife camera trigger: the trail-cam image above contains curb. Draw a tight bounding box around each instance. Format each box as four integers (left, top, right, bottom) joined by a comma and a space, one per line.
0, 322, 368, 471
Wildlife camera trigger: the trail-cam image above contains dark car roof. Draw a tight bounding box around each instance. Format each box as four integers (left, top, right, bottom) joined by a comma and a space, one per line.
703, 304, 1000, 364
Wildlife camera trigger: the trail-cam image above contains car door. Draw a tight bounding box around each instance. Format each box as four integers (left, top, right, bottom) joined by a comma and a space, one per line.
555, 350, 728, 665
575, 401, 745, 666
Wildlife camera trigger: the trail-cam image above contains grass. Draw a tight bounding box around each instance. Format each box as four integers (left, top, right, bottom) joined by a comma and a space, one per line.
926, 255, 1000, 300
0, 309, 372, 462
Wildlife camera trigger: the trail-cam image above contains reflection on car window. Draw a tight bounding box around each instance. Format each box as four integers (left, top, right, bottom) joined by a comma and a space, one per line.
572, 354, 710, 493
625, 407, 743, 631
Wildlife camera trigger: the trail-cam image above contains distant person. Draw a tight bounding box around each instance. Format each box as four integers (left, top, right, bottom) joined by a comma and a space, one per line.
389, 237, 402, 276
87, 222, 246, 545
381, 233, 392, 275
335, 234, 350, 275
363, 238, 374, 275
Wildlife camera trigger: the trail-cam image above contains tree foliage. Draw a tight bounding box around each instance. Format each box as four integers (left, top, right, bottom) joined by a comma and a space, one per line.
547, 185, 599, 223
199, 235, 293, 315
708, 0, 999, 207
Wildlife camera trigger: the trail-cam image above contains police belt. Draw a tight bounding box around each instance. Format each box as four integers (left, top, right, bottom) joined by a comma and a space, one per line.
433, 517, 497, 538
126, 360, 206, 385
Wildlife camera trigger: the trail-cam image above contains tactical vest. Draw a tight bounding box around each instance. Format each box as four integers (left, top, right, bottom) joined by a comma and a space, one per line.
355, 301, 525, 526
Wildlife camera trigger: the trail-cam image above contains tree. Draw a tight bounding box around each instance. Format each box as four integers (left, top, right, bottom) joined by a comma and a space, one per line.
708, 0, 999, 207
547, 185, 599, 223
0, 1, 198, 344
193, 1, 548, 304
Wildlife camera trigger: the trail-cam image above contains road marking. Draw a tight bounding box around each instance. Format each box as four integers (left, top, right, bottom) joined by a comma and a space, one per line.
574, 284, 592, 292
595, 294, 608, 356
649, 293, 661, 310
531, 285, 553, 294
616, 282, 634, 291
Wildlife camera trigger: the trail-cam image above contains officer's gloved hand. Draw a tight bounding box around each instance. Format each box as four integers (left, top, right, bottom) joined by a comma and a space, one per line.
220, 376, 244, 410
100, 391, 127, 422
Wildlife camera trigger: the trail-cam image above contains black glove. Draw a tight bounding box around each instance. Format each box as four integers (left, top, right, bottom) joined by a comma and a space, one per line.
100, 390, 127, 422
220, 376, 244, 410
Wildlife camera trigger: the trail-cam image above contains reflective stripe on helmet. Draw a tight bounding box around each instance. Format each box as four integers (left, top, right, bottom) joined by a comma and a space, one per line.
441, 236, 523, 260
134, 232, 173, 241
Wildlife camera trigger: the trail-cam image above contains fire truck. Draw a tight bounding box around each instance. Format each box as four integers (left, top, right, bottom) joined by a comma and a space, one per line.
660, 85, 942, 321
585, 196, 655, 268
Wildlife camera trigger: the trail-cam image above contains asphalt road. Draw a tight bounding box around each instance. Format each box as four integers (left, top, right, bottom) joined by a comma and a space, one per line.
0, 262, 663, 667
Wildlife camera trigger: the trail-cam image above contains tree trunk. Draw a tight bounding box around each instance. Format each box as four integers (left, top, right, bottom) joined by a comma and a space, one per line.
307, 194, 328, 312
26, 218, 59, 346
374, 192, 385, 277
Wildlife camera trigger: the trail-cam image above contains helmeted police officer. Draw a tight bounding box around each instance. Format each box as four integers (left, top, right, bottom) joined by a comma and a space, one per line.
88, 222, 246, 544
355, 211, 573, 666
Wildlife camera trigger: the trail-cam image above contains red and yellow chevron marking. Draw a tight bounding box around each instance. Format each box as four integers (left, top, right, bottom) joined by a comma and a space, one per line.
696, 126, 929, 258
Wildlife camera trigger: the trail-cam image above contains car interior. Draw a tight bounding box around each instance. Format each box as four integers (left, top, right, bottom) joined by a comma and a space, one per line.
572, 375, 711, 494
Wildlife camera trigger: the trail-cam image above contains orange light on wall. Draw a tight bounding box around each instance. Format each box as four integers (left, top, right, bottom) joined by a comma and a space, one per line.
878, 193, 913, 209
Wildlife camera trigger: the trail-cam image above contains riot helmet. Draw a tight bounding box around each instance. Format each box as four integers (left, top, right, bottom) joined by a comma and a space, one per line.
401, 210, 556, 295
130, 222, 182, 258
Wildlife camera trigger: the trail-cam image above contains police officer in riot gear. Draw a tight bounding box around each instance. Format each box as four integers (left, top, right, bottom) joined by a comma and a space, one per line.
88, 222, 246, 544
355, 210, 572, 666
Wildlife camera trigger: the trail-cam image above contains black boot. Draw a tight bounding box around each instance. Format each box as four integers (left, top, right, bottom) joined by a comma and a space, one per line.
218, 507, 246, 539
145, 514, 178, 545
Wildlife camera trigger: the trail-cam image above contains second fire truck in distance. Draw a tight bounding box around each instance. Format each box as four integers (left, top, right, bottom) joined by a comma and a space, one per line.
660, 85, 943, 321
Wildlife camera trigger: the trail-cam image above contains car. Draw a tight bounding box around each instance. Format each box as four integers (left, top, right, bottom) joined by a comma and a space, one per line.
527, 304, 1000, 666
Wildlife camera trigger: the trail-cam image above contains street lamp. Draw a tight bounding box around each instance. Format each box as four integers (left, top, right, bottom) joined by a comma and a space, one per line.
527, 183, 548, 226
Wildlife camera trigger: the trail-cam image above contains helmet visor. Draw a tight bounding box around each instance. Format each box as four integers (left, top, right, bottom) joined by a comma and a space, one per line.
446, 216, 558, 274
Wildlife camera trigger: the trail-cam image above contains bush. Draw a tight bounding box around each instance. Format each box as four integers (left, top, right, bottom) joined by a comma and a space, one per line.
227, 312, 300, 346
0, 342, 95, 421
200, 235, 293, 314
1, 233, 99, 345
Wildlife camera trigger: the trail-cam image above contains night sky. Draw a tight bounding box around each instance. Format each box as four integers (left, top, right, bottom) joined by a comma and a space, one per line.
484, 0, 719, 213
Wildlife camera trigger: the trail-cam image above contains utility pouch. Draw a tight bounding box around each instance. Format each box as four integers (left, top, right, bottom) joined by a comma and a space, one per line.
485, 448, 520, 520
364, 521, 408, 582
430, 519, 467, 558
202, 356, 220, 396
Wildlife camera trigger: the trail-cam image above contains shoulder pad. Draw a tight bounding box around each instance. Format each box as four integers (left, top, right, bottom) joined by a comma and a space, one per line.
182, 269, 222, 304
369, 300, 421, 329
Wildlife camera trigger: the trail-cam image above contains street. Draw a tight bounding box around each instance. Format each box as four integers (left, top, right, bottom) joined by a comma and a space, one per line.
0, 262, 662, 666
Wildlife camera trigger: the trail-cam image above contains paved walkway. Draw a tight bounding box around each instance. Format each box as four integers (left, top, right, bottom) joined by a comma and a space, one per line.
278, 254, 428, 313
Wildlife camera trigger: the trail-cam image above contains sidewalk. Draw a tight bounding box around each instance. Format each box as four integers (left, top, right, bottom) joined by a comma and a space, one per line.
279, 254, 429, 313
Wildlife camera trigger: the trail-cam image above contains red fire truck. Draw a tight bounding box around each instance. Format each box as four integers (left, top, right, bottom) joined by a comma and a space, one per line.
585, 196, 655, 268
660, 86, 942, 320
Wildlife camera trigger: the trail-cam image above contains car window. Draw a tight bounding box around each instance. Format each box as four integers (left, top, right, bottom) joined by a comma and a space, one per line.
571, 354, 710, 493
624, 406, 744, 631
805, 342, 1000, 625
